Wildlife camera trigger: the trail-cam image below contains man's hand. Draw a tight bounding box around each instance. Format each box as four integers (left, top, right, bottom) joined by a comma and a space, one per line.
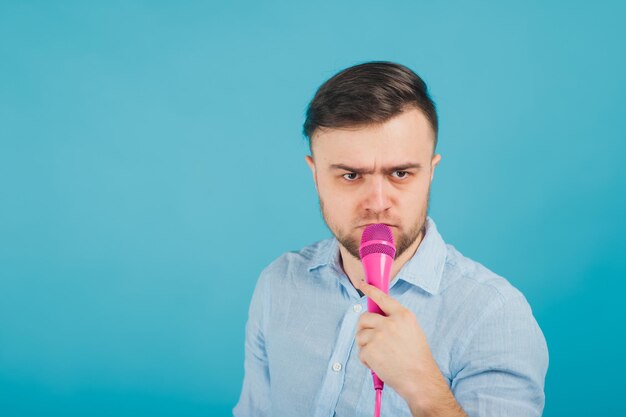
355, 282, 467, 417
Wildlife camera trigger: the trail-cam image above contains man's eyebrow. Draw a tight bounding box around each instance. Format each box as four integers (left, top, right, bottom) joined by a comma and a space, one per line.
329, 163, 422, 173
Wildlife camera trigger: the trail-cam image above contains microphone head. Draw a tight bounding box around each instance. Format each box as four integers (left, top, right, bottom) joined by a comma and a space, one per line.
359, 224, 396, 259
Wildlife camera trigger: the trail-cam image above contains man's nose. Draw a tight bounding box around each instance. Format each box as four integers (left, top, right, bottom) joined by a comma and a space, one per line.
363, 175, 392, 214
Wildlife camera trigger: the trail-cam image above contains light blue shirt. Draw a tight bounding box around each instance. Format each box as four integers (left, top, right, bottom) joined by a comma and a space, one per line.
233, 217, 548, 417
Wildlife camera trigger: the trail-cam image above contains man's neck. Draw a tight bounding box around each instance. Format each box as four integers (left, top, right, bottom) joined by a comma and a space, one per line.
339, 228, 425, 292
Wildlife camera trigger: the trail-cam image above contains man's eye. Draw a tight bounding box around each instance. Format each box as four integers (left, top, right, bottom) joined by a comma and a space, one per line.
392, 171, 409, 179
342, 173, 360, 181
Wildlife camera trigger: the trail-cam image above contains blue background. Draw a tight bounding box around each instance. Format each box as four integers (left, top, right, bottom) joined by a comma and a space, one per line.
1, 1, 624, 416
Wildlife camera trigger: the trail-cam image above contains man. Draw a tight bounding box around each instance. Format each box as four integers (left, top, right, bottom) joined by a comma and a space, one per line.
233, 61, 548, 417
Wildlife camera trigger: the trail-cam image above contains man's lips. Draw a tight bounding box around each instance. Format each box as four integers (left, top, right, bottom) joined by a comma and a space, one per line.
358, 223, 397, 228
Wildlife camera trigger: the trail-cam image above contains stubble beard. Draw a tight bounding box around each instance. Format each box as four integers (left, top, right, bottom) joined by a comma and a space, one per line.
319, 189, 430, 261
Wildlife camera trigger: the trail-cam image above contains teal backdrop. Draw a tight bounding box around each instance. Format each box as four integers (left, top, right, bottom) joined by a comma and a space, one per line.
1, 1, 624, 416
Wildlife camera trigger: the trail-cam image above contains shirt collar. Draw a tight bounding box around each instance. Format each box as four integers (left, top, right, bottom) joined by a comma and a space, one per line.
308, 216, 447, 295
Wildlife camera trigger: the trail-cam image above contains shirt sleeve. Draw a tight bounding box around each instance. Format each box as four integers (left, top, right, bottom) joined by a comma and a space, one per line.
232, 272, 271, 417
451, 295, 549, 417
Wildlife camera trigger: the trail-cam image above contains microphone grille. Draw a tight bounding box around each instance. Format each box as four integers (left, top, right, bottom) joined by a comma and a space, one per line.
360, 242, 396, 258
360, 223, 395, 245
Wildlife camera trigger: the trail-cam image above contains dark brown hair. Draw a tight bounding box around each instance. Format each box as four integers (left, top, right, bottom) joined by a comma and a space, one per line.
303, 61, 438, 150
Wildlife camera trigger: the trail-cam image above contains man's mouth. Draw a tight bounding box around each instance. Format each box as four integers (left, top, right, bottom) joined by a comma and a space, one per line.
358, 223, 397, 228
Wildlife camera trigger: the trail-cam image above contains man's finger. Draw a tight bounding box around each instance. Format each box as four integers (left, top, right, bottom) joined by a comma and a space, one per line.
358, 282, 404, 315
357, 312, 386, 331
355, 328, 376, 348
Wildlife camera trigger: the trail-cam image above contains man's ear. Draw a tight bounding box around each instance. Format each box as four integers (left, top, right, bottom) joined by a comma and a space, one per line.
430, 153, 442, 182
305, 155, 318, 192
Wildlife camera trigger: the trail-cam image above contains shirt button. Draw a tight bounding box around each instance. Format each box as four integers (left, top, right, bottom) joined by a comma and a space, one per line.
353, 304, 363, 313
332, 362, 342, 372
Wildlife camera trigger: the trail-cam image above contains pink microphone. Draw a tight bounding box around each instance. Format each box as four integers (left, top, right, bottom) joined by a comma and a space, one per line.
359, 223, 396, 416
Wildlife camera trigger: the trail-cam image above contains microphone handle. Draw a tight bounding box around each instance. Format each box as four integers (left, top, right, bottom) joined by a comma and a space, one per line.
362, 253, 393, 392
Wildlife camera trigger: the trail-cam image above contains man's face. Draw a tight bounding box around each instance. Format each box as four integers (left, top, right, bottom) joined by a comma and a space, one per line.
305, 107, 441, 260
